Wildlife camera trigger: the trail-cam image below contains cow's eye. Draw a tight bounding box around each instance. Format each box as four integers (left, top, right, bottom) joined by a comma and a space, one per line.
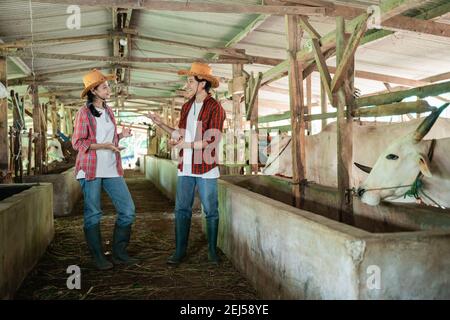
386, 154, 399, 160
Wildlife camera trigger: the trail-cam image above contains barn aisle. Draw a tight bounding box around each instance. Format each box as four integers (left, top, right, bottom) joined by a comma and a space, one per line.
15, 171, 258, 300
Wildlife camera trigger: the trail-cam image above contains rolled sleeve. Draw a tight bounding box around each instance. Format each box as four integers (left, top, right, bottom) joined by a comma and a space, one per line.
72, 111, 92, 153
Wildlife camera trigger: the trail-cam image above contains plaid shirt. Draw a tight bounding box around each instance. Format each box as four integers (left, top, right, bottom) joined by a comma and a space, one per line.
72, 104, 123, 181
177, 95, 226, 174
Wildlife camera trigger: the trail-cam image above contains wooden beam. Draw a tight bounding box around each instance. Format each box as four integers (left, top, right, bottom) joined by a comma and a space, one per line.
224, 15, 268, 49
311, 38, 333, 102
246, 72, 263, 121
355, 80, 450, 107
262, 1, 447, 86
330, 13, 369, 93
421, 72, 450, 84
133, 34, 248, 58
37, 1, 326, 15
0, 34, 111, 49
0, 51, 250, 64
380, 0, 432, 22
382, 15, 450, 38
298, 16, 322, 39
355, 100, 434, 117
286, 14, 306, 209
0, 57, 9, 182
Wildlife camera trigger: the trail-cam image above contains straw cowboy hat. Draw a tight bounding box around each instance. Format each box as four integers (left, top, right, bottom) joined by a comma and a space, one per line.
81, 69, 116, 98
177, 62, 220, 88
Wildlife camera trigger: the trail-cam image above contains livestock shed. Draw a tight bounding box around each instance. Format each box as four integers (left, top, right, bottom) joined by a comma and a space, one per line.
0, 0, 449, 303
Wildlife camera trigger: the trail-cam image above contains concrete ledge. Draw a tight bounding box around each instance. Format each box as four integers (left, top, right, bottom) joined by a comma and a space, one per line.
142, 156, 450, 299
218, 179, 450, 299
0, 183, 54, 299
23, 167, 81, 217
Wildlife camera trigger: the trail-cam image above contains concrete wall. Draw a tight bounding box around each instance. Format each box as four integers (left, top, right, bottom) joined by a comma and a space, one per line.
222, 175, 450, 232
0, 183, 54, 299
23, 167, 81, 217
217, 179, 450, 299
142, 156, 450, 299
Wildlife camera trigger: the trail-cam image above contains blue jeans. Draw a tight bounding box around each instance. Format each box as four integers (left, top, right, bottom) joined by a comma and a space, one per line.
79, 177, 135, 229
175, 176, 218, 221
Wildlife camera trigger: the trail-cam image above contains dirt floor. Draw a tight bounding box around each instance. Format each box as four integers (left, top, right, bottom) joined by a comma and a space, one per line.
15, 171, 258, 300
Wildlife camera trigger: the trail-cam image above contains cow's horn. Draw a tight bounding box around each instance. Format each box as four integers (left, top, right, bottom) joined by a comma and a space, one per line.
414, 103, 449, 142
354, 162, 372, 173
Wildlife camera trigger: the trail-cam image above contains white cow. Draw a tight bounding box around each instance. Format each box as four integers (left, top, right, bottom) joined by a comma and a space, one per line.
22, 137, 66, 169
356, 103, 450, 208
47, 139, 65, 163
262, 116, 450, 189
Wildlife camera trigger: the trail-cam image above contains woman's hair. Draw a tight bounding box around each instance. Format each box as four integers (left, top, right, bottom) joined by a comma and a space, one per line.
86, 85, 102, 117
194, 76, 211, 94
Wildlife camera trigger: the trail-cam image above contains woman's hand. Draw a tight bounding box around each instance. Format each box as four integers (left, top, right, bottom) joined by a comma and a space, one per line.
121, 126, 133, 138
104, 143, 125, 153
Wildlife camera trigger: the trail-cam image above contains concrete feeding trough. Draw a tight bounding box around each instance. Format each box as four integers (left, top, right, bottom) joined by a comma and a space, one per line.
0, 183, 54, 299
219, 175, 450, 299
143, 156, 450, 299
23, 167, 81, 217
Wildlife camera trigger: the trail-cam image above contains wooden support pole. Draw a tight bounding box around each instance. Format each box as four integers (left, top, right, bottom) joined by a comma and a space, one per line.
11, 91, 23, 182
66, 108, 73, 135
0, 57, 10, 183
320, 80, 327, 130
31, 85, 42, 175
335, 16, 353, 224
232, 64, 244, 175
171, 99, 176, 127
59, 103, 67, 134
286, 15, 306, 209
249, 87, 259, 174
50, 96, 58, 137
41, 103, 48, 174
306, 75, 312, 134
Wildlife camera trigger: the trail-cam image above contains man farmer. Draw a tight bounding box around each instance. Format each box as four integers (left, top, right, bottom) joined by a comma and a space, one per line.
147, 62, 226, 265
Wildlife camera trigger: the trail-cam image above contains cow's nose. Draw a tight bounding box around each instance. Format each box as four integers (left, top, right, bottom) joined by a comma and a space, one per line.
357, 187, 366, 197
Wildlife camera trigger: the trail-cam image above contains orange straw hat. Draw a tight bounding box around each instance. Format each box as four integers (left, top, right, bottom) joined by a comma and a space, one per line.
81, 69, 116, 98
177, 62, 220, 88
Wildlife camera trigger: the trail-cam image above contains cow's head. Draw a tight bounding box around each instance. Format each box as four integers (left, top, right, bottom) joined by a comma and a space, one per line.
47, 139, 65, 163
355, 103, 449, 206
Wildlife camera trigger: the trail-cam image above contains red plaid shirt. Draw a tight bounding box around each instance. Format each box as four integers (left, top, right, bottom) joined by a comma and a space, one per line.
177, 95, 226, 174
72, 104, 123, 181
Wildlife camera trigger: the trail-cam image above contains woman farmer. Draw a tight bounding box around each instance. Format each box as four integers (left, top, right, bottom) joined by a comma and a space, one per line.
72, 69, 138, 270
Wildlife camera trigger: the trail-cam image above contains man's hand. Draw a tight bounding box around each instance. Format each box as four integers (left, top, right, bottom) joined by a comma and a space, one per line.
146, 112, 162, 125
171, 129, 181, 141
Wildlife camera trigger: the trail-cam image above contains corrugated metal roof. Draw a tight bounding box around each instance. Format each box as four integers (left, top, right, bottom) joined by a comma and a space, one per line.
1, 0, 449, 119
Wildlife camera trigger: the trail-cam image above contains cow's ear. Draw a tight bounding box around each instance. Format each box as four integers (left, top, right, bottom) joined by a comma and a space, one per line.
418, 153, 432, 178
